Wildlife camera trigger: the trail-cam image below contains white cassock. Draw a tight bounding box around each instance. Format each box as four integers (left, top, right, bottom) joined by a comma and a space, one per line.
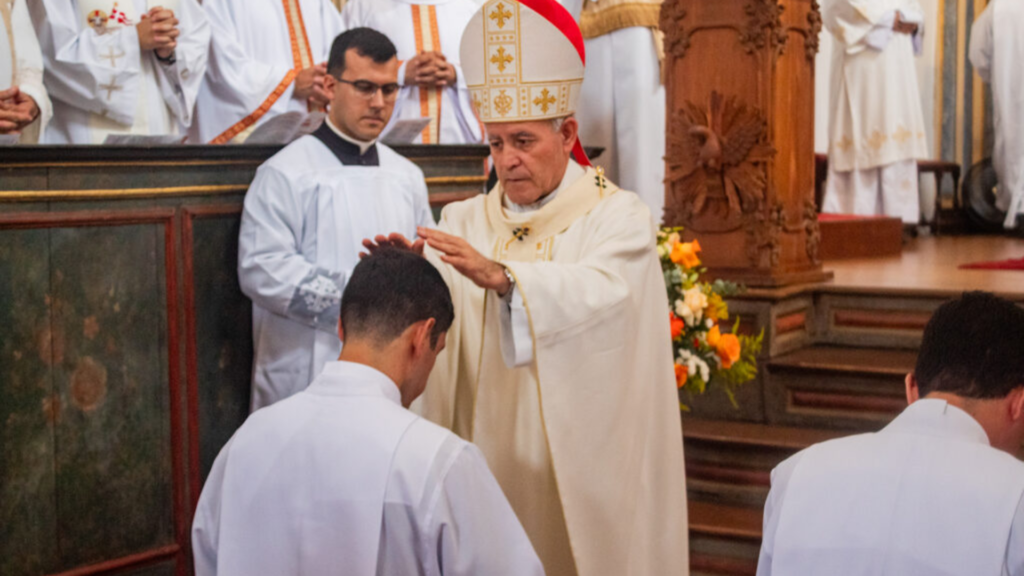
419, 160, 689, 576
1, 0, 53, 143
821, 0, 929, 224
191, 0, 344, 144
970, 0, 1024, 230
29, 0, 209, 144
758, 399, 1024, 576
192, 361, 545, 576
238, 120, 434, 411
575, 0, 666, 221
340, 0, 483, 144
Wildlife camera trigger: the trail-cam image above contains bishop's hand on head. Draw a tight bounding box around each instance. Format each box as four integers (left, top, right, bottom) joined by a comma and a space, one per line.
417, 227, 510, 296
360, 233, 426, 259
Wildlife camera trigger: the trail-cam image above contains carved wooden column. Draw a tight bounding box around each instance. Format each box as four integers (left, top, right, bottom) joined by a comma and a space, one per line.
661, 0, 830, 286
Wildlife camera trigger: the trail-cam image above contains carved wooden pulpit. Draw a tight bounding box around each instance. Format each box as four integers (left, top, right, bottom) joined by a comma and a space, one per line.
661, 0, 831, 287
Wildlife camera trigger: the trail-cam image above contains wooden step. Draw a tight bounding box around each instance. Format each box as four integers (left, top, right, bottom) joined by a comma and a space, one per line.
689, 500, 762, 541
684, 417, 846, 451
768, 345, 917, 378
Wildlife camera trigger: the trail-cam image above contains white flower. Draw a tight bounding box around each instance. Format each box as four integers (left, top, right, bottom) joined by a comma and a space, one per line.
679, 287, 707, 327
657, 244, 668, 258
677, 349, 711, 382
706, 318, 714, 329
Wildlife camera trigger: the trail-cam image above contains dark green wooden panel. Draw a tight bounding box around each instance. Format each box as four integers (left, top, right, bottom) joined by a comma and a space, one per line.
192, 215, 252, 482
0, 229, 60, 576
48, 224, 174, 570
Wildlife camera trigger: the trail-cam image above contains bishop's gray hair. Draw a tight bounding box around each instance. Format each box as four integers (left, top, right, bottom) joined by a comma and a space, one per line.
549, 115, 572, 132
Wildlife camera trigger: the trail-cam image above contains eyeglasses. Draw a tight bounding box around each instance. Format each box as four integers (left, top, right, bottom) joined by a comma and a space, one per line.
336, 78, 401, 101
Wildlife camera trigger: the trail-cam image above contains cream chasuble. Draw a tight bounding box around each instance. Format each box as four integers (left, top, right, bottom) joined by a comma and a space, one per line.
340, 0, 483, 144
420, 166, 689, 576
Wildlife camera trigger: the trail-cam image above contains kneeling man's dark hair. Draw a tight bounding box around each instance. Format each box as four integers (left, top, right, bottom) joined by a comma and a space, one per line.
341, 248, 454, 347
915, 291, 1024, 398
327, 28, 397, 78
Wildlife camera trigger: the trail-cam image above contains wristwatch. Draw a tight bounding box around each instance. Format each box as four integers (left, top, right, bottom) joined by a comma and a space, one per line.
501, 266, 516, 297
155, 50, 177, 65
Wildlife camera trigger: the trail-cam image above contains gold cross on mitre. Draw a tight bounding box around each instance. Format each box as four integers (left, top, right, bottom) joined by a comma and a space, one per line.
491, 46, 513, 73
489, 2, 512, 28
533, 89, 556, 114
101, 47, 125, 67
99, 77, 122, 100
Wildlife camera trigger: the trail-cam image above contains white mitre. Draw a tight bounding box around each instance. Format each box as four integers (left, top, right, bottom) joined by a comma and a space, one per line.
459, 0, 586, 124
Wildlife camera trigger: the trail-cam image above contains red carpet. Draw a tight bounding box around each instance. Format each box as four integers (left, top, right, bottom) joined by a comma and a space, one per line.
959, 257, 1024, 271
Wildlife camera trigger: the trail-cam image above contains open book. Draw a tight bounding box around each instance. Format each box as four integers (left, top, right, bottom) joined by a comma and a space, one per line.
244, 111, 326, 145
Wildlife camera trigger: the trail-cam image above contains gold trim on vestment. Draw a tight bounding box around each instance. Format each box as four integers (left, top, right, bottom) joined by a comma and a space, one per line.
579, 3, 662, 39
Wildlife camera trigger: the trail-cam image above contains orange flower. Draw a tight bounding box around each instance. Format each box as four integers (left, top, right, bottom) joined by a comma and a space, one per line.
670, 239, 702, 269
674, 363, 688, 389
716, 333, 742, 369
706, 324, 721, 348
670, 312, 685, 339
707, 325, 741, 369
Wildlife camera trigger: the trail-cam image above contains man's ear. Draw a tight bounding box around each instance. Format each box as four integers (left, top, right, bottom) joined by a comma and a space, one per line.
905, 373, 920, 405
324, 73, 338, 101
411, 318, 437, 356
560, 117, 579, 153
1009, 386, 1024, 422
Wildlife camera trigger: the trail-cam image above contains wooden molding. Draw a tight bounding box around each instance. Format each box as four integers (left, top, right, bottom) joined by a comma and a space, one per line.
47, 545, 179, 576
0, 185, 248, 203
832, 309, 932, 331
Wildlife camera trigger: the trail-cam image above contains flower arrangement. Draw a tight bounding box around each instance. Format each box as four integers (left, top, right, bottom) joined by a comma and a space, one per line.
658, 227, 763, 409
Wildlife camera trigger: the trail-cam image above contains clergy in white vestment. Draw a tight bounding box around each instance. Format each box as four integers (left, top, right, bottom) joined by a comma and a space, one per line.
194, 249, 545, 576
970, 0, 1024, 232
238, 28, 435, 411
365, 1, 689, 573
29, 0, 209, 144
0, 0, 52, 143
341, 0, 484, 144
189, 0, 344, 144
574, 0, 666, 220
757, 291, 1024, 576
821, 0, 929, 224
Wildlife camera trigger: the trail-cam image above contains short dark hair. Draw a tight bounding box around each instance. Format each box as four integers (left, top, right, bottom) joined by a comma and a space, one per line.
341, 249, 454, 347
327, 28, 397, 78
915, 291, 1024, 398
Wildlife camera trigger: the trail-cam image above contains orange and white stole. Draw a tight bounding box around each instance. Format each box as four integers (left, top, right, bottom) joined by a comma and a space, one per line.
212, 0, 316, 143
410, 4, 442, 144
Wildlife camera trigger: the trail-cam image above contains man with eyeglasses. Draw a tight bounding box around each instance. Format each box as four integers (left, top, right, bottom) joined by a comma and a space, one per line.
238, 28, 435, 411
341, 0, 484, 145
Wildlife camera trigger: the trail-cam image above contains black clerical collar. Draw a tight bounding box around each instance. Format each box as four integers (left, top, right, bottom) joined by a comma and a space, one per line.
312, 122, 380, 167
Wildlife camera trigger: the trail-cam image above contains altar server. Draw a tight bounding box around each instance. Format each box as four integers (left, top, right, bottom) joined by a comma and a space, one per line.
758, 291, 1024, 576
970, 0, 1024, 231
576, 0, 666, 219
340, 0, 483, 144
194, 249, 544, 576
0, 0, 52, 143
191, 0, 344, 143
821, 0, 929, 224
29, 0, 209, 144
238, 28, 434, 411
367, 2, 689, 573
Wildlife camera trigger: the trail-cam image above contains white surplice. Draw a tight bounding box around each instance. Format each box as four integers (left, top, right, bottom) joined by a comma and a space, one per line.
340, 0, 483, 144
577, 26, 666, 221
418, 162, 689, 576
821, 0, 929, 223
29, 0, 208, 144
1, 0, 52, 143
757, 399, 1024, 576
192, 361, 545, 576
190, 0, 344, 144
238, 124, 434, 411
970, 0, 1024, 229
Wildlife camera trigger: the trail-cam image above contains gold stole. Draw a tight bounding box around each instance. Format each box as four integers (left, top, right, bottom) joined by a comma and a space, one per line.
1, 0, 15, 85
410, 4, 442, 144
484, 167, 616, 264
211, 0, 317, 143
